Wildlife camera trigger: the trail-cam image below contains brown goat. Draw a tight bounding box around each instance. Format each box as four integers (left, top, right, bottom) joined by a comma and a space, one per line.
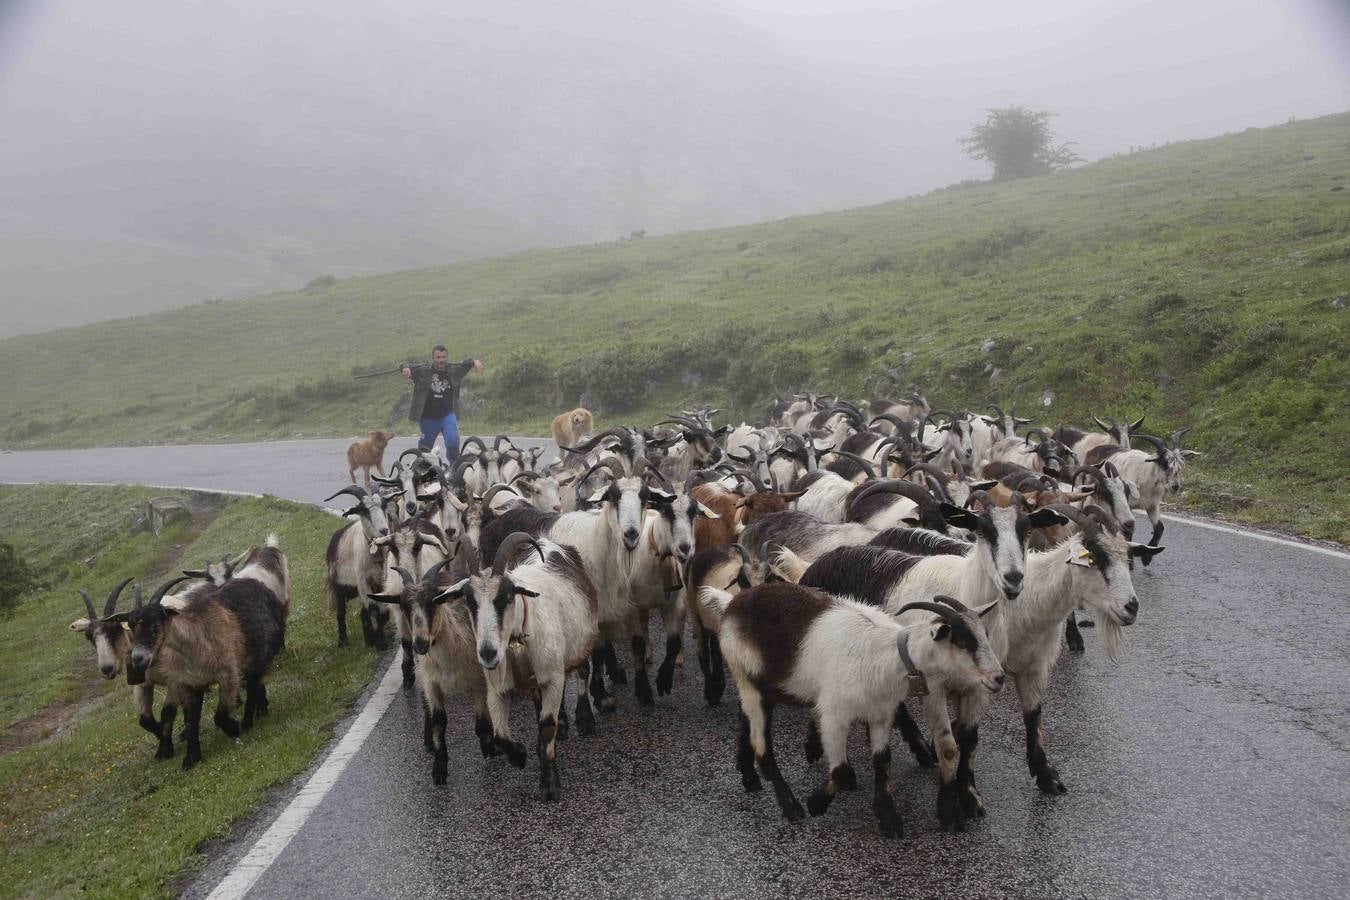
551, 408, 594, 467
347, 430, 396, 488
691, 482, 804, 552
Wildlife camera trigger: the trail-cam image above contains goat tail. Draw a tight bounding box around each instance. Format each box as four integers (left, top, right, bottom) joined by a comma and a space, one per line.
698, 586, 733, 629
266, 532, 280, 548
771, 546, 808, 583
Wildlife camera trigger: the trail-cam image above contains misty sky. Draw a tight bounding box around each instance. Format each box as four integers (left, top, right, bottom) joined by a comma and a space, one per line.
1, 0, 1346, 336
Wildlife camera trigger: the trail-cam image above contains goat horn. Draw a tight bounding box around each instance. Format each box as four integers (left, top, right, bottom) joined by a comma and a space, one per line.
398, 447, 425, 463
1092, 415, 1112, 432
847, 479, 939, 520
820, 449, 876, 480
1044, 503, 1100, 536
1130, 433, 1170, 459
964, 489, 995, 512
79, 589, 98, 620
392, 566, 417, 590
102, 576, 135, 618
419, 558, 452, 587
1171, 427, 1193, 449
896, 601, 963, 624
494, 435, 516, 453
460, 436, 488, 454
637, 458, 674, 491
324, 485, 369, 502
492, 532, 547, 575
148, 575, 193, 606
480, 484, 521, 507
933, 594, 973, 616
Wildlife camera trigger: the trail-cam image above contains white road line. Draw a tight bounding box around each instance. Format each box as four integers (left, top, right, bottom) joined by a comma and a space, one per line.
1160, 514, 1349, 560
205, 651, 406, 900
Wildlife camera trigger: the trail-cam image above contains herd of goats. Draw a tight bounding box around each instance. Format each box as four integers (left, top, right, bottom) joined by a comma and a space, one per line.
69, 392, 1200, 839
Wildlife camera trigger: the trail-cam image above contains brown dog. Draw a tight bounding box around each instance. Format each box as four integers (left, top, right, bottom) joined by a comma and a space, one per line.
347, 430, 396, 488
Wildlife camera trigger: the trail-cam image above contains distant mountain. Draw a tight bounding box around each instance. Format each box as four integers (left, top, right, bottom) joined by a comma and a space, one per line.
0, 0, 963, 335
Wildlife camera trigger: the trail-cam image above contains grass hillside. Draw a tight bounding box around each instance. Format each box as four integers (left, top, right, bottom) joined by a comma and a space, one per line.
1, 114, 1347, 540
0, 485, 380, 897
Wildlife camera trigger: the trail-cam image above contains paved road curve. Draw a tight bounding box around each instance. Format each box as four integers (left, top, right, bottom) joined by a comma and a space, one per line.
4, 439, 1348, 898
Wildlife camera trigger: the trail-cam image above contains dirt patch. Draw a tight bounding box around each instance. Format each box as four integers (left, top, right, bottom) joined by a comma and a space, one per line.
0, 675, 109, 756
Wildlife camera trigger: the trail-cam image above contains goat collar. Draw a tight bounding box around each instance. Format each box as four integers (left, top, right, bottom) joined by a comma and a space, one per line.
897, 631, 929, 698
509, 595, 531, 648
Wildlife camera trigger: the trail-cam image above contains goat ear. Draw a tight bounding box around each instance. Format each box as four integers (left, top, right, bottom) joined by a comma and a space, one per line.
696, 502, 720, 519
902, 516, 921, 526
974, 600, 999, 618
939, 502, 979, 530
1027, 508, 1070, 529
979, 416, 998, 425
647, 489, 677, 505
931, 622, 951, 642
734, 497, 750, 508
1066, 546, 1094, 567
513, 586, 541, 597
585, 488, 609, 505
922, 448, 943, 461
969, 480, 998, 491
181, 569, 207, 578
1180, 450, 1201, 458
1128, 543, 1166, 562
433, 579, 470, 603
69, 618, 91, 631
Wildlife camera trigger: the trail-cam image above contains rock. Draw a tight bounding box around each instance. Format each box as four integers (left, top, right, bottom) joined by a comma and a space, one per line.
989, 367, 1003, 383
180, 425, 193, 433
980, 339, 996, 354
899, 351, 914, 365
1333, 296, 1346, 311
1040, 389, 1056, 408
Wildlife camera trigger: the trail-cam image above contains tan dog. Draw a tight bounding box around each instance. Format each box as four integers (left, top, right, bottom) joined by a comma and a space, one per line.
551, 407, 594, 465
347, 430, 396, 488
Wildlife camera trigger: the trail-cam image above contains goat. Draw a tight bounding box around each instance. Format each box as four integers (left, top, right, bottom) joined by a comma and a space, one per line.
122, 541, 288, 770
324, 485, 395, 648
442, 533, 600, 800
738, 510, 875, 570
703, 584, 1003, 837
918, 411, 976, 474
986, 430, 1072, 480
367, 559, 495, 782
70, 578, 187, 759
552, 408, 595, 468
690, 479, 802, 552
1057, 415, 1145, 462
346, 430, 396, 488
1085, 429, 1198, 553
844, 479, 950, 533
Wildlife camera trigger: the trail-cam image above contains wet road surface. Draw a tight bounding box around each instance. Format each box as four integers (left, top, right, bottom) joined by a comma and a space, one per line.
4, 439, 1348, 898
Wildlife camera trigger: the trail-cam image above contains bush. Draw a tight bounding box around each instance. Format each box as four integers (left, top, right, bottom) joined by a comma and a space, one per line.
306, 274, 338, 290
0, 540, 37, 615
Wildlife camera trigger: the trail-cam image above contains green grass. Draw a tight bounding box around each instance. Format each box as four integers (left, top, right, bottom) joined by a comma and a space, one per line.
1, 114, 1347, 540
0, 485, 380, 898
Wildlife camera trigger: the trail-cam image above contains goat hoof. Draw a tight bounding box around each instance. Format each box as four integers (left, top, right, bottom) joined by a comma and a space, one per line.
634, 676, 655, 707
804, 734, 823, 765
1066, 636, 1085, 653
959, 784, 986, 818
877, 820, 903, 840
782, 802, 806, 824
836, 764, 857, 791
155, 742, 174, 760
806, 790, 833, 817
1035, 768, 1067, 795
910, 741, 937, 768
742, 773, 762, 793
182, 751, 202, 771
656, 666, 675, 696
214, 714, 240, 738
507, 744, 528, 768
539, 782, 561, 802
1078, 618, 1095, 628
556, 720, 570, 741
609, 668, 627, 686
432, 758, 448, 785
937, 782, 966, 833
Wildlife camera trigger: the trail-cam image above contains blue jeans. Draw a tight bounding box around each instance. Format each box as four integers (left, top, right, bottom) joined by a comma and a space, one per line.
418, 412, 460, 463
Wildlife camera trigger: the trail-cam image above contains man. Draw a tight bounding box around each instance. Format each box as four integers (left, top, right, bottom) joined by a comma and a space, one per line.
401, 345, 485, 462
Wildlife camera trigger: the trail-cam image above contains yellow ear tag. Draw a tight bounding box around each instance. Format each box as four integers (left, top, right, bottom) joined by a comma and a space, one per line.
1077, 549, 1095, 565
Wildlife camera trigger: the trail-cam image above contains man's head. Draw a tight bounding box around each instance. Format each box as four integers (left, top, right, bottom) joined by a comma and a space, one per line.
432, 345, 448, 370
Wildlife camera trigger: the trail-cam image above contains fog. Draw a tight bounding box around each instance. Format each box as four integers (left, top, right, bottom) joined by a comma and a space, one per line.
1, 0, 1346, 336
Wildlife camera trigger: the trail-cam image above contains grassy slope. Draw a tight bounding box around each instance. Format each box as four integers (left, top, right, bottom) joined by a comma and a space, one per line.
0, 485, 379, 898
1, 115, 1346, 540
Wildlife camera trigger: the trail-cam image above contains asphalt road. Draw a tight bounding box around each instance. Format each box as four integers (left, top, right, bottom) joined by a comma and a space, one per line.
4, 438, 1348, 899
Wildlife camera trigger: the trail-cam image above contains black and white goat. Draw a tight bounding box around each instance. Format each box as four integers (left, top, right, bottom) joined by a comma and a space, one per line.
702, 584, 1003, 838
444, 533, 600, 800
1085, 429, 1199, 552
324, 485, 395, 648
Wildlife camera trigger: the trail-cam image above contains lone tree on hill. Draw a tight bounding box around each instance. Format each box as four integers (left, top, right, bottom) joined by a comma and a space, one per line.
962, 106, 1080, 181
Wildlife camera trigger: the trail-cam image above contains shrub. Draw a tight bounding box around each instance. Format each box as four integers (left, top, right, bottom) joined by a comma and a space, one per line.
0, 540, 37, 615
305, 274, 338, 290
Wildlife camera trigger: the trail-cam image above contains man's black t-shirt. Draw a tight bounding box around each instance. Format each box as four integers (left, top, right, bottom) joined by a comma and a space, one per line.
416, 359, 475, 420
422, 369, 454, 420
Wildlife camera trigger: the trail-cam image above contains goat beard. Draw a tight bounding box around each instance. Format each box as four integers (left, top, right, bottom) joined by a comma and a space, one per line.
1098, 615, 1125, 664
